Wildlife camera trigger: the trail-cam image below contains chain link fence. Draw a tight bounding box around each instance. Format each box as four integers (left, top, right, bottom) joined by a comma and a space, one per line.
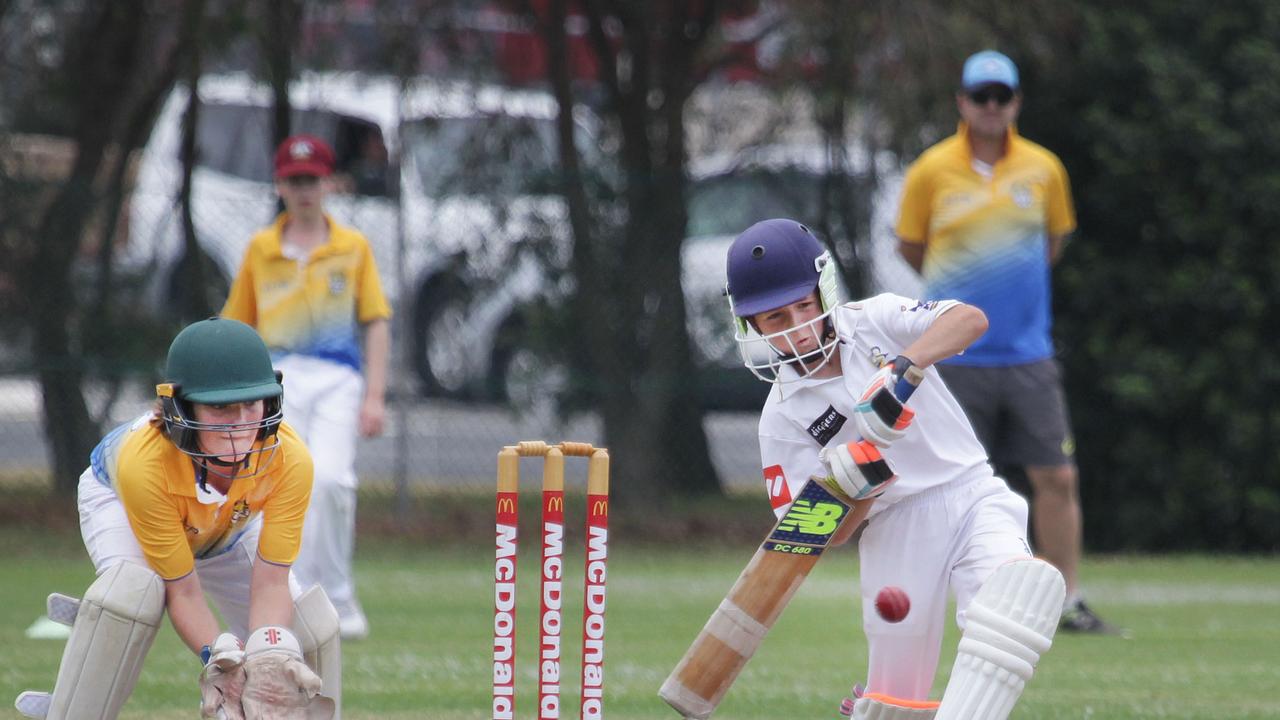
0, 81, 924, 523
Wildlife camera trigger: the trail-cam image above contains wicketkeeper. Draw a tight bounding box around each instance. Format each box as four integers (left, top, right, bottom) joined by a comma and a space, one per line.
15, 318, 339, 720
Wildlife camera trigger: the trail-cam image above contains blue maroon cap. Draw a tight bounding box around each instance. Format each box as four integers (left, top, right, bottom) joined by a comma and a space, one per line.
725, 219, 825, 317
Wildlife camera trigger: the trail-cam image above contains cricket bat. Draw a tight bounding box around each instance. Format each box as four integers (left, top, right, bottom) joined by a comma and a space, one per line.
659, 366, 923, 719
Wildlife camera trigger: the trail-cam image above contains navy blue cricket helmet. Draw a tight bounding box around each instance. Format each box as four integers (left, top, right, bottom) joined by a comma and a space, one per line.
724, 219, 841, 383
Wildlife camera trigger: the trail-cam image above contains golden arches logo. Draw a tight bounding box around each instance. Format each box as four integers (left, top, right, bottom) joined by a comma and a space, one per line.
591, 500, 608, 516
497, 498, 516, 514
547, 496, 564, 512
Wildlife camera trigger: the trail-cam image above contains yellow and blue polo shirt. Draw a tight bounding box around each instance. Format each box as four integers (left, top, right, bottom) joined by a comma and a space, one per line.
90, 413, 313, 580
222, 214, 391, 371
896, 123, 1076, 365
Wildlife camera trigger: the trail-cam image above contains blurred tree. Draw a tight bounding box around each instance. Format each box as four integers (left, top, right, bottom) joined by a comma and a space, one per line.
535, 0, 724, 501
0, 2, 207, 493
1023, 0, 1280, 551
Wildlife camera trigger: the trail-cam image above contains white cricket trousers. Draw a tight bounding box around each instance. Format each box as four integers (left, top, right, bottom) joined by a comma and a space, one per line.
274, 354, 364, 623
77, 468, 304, 638
858, 472, 1031, 700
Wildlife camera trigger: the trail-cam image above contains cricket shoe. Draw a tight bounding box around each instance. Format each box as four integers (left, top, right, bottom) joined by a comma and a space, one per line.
1059, 598, 1129, 637
338, 609, 369, 641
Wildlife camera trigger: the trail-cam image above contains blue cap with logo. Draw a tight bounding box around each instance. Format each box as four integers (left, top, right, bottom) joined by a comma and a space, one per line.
961, 50, 1019, 91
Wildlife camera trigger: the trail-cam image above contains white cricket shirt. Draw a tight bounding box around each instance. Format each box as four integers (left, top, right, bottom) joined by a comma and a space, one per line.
758, 293, 993, 518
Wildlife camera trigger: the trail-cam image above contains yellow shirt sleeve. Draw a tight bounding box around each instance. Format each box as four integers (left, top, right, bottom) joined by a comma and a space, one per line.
895, 160, 933, 245
255, 428, 314, 566
115, 452, 195, 580
222, 238, 260, 325
1045, 154, 1077, 238
355, 235, 392, 323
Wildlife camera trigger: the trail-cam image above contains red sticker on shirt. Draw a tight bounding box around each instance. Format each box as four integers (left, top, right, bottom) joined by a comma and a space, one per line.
763, 465, 792, 509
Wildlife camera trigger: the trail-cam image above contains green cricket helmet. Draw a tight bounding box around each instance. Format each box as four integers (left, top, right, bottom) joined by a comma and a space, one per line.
156, 317, 284, 477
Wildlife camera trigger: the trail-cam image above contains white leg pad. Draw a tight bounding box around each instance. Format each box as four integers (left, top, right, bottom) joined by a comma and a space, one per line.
47, 594, 81, 627
851, 694, 938, 719
18, 562, 166, 720
293, 585, 342, 720
934, 559, 1066, 720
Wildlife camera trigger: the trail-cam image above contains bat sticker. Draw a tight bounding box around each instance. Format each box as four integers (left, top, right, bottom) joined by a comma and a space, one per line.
764, 481, 851, 555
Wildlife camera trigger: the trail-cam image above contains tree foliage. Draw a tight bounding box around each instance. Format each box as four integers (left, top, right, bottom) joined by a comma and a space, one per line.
1019, 1, 1280, 551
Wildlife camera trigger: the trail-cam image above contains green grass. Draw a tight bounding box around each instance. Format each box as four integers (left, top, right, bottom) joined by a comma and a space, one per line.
1, 527, 1278, 719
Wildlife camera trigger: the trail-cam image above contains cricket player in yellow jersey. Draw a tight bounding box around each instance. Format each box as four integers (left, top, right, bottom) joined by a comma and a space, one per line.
896, 50, 1122, 635
15, 318, 339, 720
222, 134, 392, 641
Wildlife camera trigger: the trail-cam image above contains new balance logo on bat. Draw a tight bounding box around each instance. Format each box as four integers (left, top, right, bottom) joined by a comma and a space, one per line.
776, 500, 845, 536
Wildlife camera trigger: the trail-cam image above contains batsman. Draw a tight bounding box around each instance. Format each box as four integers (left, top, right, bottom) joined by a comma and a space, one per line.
665, 219, 1066, 720
15, 318, 339, 720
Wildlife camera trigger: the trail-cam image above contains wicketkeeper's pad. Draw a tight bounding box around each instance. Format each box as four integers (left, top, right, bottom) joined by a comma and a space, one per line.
14, 561, 165, 720
291, 584, 341, 718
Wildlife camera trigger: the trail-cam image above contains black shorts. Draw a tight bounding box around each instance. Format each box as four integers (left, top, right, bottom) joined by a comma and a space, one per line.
936, 359, 1075, 467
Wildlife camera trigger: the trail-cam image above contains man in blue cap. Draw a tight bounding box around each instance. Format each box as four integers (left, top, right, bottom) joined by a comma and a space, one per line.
895, 50, 1124, 635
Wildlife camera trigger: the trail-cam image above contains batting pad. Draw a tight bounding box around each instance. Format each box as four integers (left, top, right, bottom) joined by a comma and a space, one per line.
934, 558, 1065, 720
292, 585, 342, 719
17, 562, 165, 720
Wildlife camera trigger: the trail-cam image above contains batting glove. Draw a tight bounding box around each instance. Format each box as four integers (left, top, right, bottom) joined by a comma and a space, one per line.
819, 439, 898, 501
854, 356, 918, 448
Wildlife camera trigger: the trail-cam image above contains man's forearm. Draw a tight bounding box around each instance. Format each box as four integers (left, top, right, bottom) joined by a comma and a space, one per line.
362, 318, 390, 400
248, 559, 294, 629
166, 576, 221, 655
901, 303, 989, 368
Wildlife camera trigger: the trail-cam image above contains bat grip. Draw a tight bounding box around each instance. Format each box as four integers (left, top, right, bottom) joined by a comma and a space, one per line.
893, 363, 926, 401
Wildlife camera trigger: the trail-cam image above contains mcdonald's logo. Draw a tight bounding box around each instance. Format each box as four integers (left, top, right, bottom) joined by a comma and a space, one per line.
591, 500, 608, 516
546, 496, 564, 512
497, 498, 516, 514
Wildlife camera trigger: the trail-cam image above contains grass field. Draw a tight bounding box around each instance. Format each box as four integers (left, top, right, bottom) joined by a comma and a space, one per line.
1, 525, 1278, 719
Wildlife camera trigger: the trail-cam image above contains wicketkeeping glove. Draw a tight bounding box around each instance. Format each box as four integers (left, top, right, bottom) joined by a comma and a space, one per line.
819, 439, 898, 501
199, 632, 246, 720
854, 356, 918, 448
240, 625, 334, 720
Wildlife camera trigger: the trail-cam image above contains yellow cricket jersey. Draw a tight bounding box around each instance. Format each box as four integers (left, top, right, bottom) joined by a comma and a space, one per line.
89, 413, 314, 580
222, 213, 391, 371
896, 123, 1076, 365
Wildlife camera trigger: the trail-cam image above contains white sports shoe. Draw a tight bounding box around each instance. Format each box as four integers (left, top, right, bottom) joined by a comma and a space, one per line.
338, 609, 369, 641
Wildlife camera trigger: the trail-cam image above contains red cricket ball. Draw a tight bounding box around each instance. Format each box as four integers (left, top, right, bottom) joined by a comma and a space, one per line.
875, 585, 910, 623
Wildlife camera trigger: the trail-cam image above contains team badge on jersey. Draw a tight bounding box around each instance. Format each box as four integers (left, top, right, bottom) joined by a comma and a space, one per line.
230, 499, 250, 525
763, 464, 792, 510
328, 271, 346, 296
1010, 181, 1034, 208
807, 405, 847, 446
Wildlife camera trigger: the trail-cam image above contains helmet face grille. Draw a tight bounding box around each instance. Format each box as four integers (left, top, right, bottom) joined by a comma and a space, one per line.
160, 393, 284, 479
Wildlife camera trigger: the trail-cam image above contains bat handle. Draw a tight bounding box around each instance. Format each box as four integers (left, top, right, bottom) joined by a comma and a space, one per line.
894, 363, 926, 401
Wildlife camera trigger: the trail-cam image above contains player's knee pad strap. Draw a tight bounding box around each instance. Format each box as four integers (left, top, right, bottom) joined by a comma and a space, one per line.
47, 561, 165, 720
934, 558, 1065, 720
853, 693, 939, 719
292, 584, 342, 719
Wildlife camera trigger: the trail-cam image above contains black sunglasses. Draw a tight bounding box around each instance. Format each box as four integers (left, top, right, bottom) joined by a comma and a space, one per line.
967, 86, 1015, 106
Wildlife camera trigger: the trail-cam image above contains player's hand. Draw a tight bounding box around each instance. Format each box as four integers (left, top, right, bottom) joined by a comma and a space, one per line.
199, 632, 246, 719
854, 356, 918, 447
819, 439, 898, 501
240, 626, 333, 720
358, 394, 385, 437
